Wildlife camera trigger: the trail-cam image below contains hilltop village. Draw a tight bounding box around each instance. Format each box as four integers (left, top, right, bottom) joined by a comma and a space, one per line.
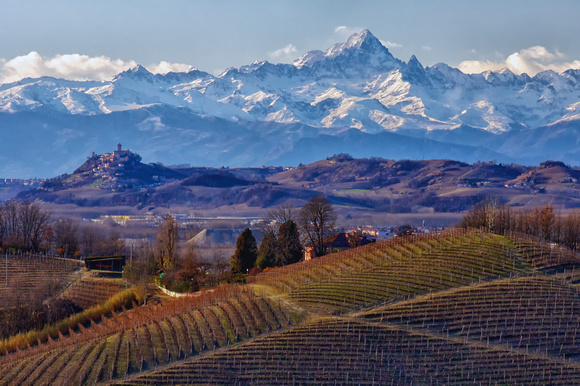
70, 144, 180, 190
77, 144, 142, 179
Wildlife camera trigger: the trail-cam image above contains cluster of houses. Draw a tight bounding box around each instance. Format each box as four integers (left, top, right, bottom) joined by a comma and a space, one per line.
504, 182, 529, 189
0, 178, 43, 187
92, 213, 262, 229
83, 144, 141, 181
75, 144, 182, 191
457, 180, 490, 188
303, 225, 434, 260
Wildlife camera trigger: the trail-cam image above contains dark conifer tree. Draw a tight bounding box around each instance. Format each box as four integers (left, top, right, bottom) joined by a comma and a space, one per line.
256, 231, 278, 269
230, 228, 257, 274
277, 220, 303, 265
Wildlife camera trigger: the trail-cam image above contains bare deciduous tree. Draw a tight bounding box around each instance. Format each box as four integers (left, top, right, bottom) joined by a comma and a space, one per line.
0, 201, 50, 252
298, 195, 336, 258
155, 215, 179, 269
53, 219, 79, 257
258, 202, 296, 236
459, 196, 498, 231
18, 202, 50, 251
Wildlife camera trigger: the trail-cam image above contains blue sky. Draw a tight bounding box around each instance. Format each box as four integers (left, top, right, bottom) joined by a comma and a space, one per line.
0, 0, 579, 82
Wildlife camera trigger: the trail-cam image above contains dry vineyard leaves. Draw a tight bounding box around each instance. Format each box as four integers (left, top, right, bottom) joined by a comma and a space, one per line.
3, 230, 580, 384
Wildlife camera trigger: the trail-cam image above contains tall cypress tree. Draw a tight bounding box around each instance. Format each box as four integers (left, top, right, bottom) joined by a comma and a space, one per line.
277, 220, 303, 265
256, 231, 278, 269
230, 228, 257, 274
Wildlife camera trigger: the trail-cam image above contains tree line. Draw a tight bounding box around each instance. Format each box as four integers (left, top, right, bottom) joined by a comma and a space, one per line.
230, 195, 337, 276
0, 201, 125, 257
460, 197, 580, 250
0, 201, 49, 252
0, 195, 339, 290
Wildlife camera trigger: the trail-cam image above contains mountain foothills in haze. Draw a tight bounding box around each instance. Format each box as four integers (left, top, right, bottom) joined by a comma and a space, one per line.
2, 29, 580, 177
18, 151, 580, 214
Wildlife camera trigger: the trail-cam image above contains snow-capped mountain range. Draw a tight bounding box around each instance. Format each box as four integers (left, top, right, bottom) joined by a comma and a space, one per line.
2, 29, 580, 177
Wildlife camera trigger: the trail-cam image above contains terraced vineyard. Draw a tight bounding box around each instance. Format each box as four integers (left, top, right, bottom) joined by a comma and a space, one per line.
0, 254, 82, 307
117, 317, 580, 385
3, 229, 580, 384
251, 230, 532, 311
114, 230, 580, 385
508, 233, 580, 271
360, 275, 580, 360
0, 287, 293, 385
59, 276, 128, 309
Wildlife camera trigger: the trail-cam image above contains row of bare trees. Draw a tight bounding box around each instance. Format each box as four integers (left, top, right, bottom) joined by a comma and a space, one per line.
0, 200, 126, 256
0, 201, 50, 251
50, 219, 126, 257
460, 197, 580, 250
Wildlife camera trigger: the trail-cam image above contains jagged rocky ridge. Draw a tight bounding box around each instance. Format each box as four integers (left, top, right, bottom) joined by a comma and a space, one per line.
1, 29, 580, 177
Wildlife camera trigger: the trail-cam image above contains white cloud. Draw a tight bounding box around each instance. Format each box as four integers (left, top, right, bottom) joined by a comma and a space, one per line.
147, 61, 194, 74
269, 44, 298, 61
0, 52, 195, 84
458, 46, 580, 76
0, 52, 136, 83
380, 40, 402, 49
422, 45, 432, 52
334, 25, 363, 37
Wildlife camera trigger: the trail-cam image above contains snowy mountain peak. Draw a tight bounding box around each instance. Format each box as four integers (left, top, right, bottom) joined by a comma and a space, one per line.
533, 70, 560, 83
406, 55, 425, 72
344, 29, 380, 50
3, 28, 580, 177
402, 55, 430, 86
292, 50, 325, 69
292, 29, 399, 73
113, 65, 154, 82
326, 29, 394, 59
158, 68, 211, 83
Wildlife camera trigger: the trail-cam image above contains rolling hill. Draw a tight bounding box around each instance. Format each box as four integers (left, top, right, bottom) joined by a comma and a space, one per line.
16, 154, 580, 218
1, 229, 580, 384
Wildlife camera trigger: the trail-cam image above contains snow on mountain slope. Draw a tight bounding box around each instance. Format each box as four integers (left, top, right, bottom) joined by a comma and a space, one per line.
1, 29, 578, 134
2, 29, 580, 176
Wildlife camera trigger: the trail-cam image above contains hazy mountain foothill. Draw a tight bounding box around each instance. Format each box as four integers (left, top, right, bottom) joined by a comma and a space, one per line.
15, 148, 580, 220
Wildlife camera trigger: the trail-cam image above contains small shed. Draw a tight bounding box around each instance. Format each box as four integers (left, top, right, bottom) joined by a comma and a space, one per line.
84, 255, 126, 274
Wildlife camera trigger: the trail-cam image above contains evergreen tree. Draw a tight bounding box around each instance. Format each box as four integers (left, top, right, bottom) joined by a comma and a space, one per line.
230, 228, 257, 274
277, 220, 303, 265
256, 231, 278, 269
